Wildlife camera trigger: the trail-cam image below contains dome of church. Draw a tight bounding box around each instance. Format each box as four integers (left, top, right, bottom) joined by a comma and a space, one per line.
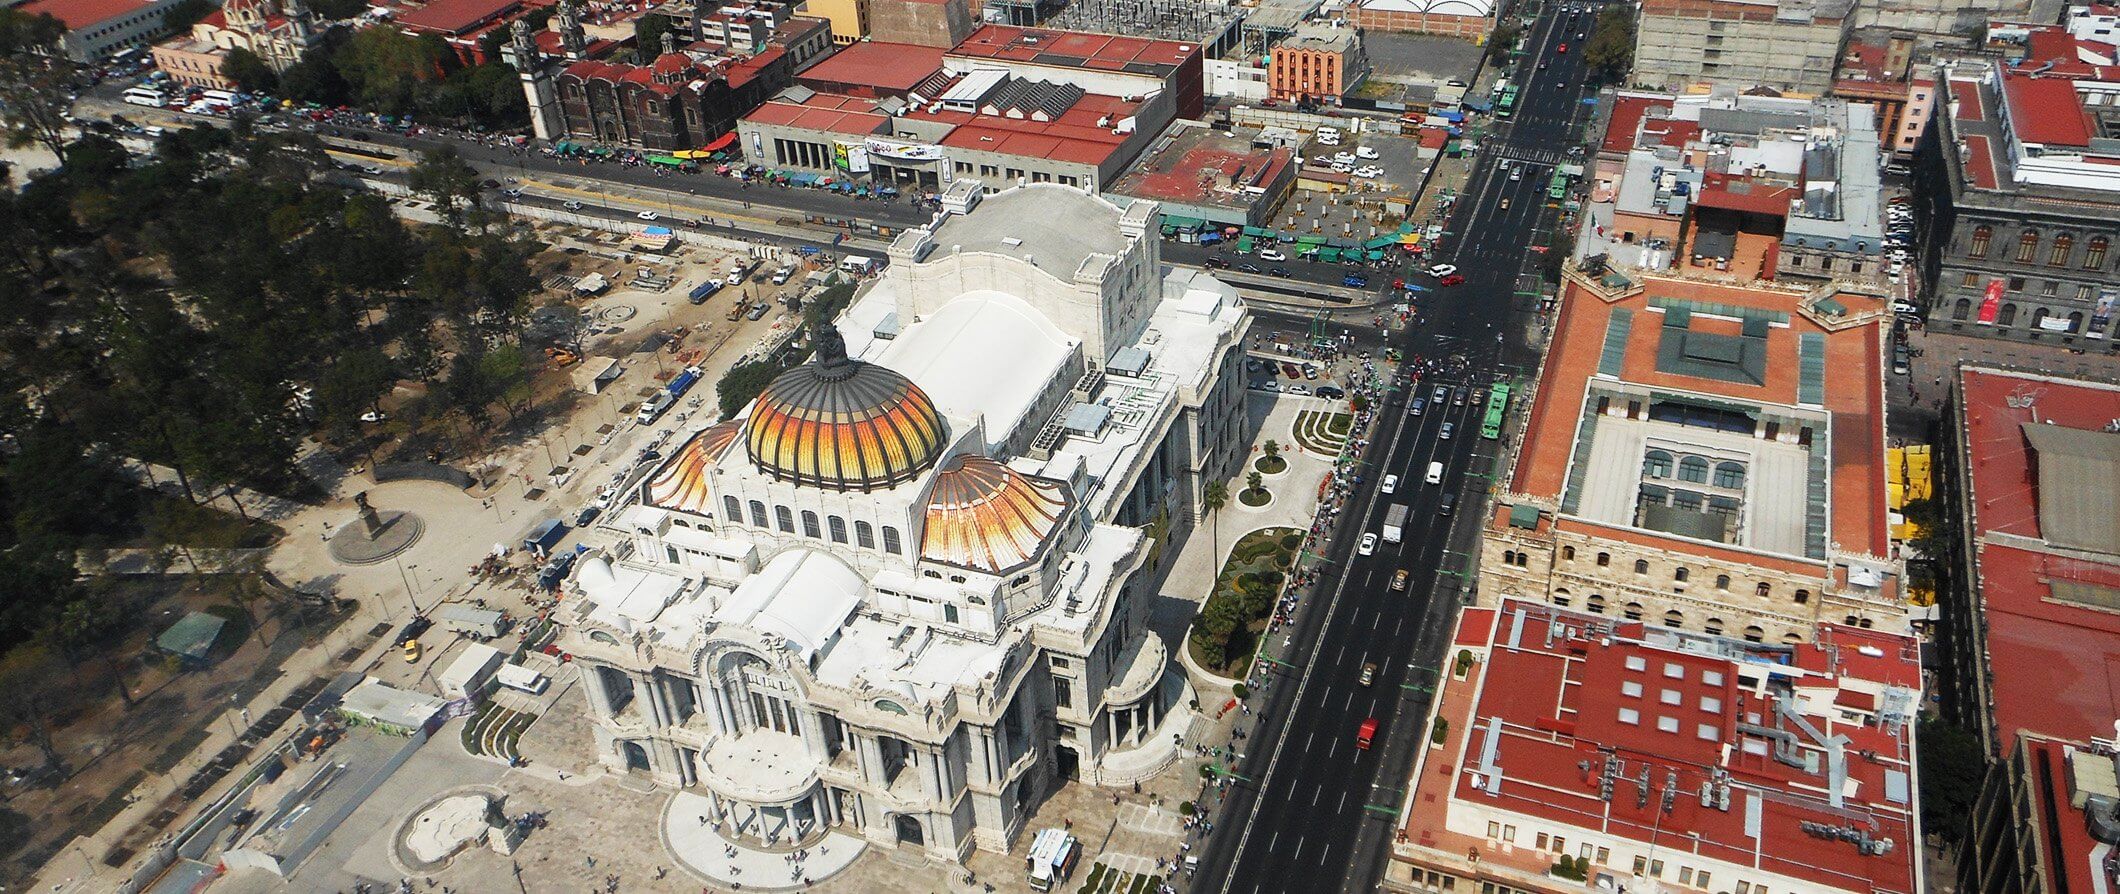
921, 455, 1069, 574
744, 329, 947, 492
645, 420, 743, 513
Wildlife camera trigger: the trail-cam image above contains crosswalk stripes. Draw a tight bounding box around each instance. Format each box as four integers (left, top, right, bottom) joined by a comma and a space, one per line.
1497, 147, 1567, 167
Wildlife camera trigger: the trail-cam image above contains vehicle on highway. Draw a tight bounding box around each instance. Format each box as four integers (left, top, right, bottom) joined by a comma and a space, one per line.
1391, 570, 1409, 591
1382, 503, 1408, 543
1356, 718, 1377, 750
1500, 198, 1512, 210
1433, 386, 1448, 403
1439, 274, 1465, 286
1454, 385, 1468, 406
1259, 248, 1287, 262
1343, 274, 1370, 288
1382, 473, 1398, 494
1409, 397, 1426, 416
1438, 491, 1457, 516
501, 188, 522, 198
1358, 533, 1378, 555
1429, 264, 1458, 277
563, 200, 584, 211
1203, 256, 1229, 269
1557, 42, 1569, 53
1268, 266, 1292, 277
1359, 663, 1376, 686
1440, 422, 1455, 440
1425, 460, 1444, 484
1510, 168, 1522, 181
1239, 263, 1262, 273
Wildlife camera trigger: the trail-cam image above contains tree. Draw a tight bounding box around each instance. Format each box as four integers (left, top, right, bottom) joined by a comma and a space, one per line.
0, 644, 69, 774
279, 51, 351, 106
1246, 470, 1264, 495
307, 0, 367, 19
409, 145, 483, 228
1582, 5, 1636, 83
635, 14, 672, 63
162, 0, 216, 30
0, 10, 78, 161
220, 47, 280, 93
717, 359, 783, 420
1261, 439, 1279, 459
1485, 19, 1522, 66
1918, 716, 1985, 846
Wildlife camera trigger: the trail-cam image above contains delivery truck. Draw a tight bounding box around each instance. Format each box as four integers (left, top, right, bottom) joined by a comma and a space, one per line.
1382, 503, 1408, 543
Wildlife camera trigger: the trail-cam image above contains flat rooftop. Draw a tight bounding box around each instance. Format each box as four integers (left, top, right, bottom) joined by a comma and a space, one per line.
1399, 600, 1921, 894
1107, 125, 1294, 213
1957, 366, 2120, 747
795, 40, 947, 93
949, 24, 1197, 77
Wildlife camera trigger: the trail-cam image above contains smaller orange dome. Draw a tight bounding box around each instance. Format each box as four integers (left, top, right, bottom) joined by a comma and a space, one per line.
646, 420, 742, 514
922, 455, 1069, 574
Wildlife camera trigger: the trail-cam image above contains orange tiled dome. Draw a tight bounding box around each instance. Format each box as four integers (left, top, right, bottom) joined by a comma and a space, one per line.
921, 455, 1069, 574
744, 329, 947, 492
646, 420, 743, 513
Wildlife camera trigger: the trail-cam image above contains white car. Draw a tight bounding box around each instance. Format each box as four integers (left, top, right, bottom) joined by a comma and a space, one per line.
636, 211, 659, 221
1353, 165, 1384, 179
1382, 474, 1398, 493
1317, 126, 1341, 139
1259, 248, 1288, 262
1359, 533, 1378, 555
1429, 263, 1459, 277
1355, 146, 1380, 160
1332, 151, 1357, 164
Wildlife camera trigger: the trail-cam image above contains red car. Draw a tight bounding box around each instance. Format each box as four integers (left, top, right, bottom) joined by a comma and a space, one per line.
1557, 42, 1569, 53
1439, 274, 1465, 286
1392, 278, 1406, 290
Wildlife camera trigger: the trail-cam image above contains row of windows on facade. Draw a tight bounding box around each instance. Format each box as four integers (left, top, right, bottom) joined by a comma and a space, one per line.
1531, 587, 1873, 637
723, 495, 904, 553
1953, 270, 2109, 305
1526, 545, 1814, 602
1470, 826, 1755, 893
1643, 451, 1745, 488
768, 138, 1082, 186
1946, 293, 2102, 333
1964, 227, 2112, 270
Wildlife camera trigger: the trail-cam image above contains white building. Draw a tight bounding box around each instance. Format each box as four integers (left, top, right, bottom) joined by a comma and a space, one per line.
554, 182, 1250, 861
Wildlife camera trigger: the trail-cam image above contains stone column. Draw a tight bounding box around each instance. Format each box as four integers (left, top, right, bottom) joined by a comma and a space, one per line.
637, 673, 668, 728
582, 663, 617, 719
858, 735, 886, 786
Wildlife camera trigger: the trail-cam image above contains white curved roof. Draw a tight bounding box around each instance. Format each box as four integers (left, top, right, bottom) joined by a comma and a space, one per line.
714, 550, 865, 660
1359, 0, 1493, 15
874, 290, 1078, 447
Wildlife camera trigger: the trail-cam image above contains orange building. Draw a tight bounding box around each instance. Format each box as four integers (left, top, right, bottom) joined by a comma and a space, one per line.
1266, 25, 1366, 105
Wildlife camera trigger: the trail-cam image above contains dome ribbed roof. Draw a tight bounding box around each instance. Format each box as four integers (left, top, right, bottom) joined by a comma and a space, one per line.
921, 455, 1069, 574
744, 329, 947, 491
645, 420, 743, 513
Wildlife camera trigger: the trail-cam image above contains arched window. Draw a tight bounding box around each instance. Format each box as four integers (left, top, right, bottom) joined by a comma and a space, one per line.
1623, 602, 1644, 621
1859, 617, 1873, 629
1794, 589, 1810, 604
2016, 230, 2040, 263
2032, 307, 2050, 331
1633, 559, 1650, 575
1643, 450, 1674, 478
1503, 550, 1517, 565
1715, 574, 1730, 590
1999, 303, 2018, 327
881, 526, 902, 554
1968, 225, 1991, 259
2049, 233, 2075, 266
828, 515, 848, 543
801, 510, 821, 538
2069, 312, 2085, 333
1562, 546, 1576, 561
1755, 582, 1771, 598
1953, 298, 1971, 320
855, 521, 875, 549
1516, 552, 1530, 567
775, 505, 795, 533
1705, 617, 1725, 635
1587, 594, 1607, 614
1677, 456, 1710, 483
1674, 567, 1690, 582
1663, 609, 1684, 628
749, 500, 768, 527
1845, 615, 1860, 626
1743, 625, 1765, 643
2085, 236, 2109, 270
724, 495, 742, 522
1596, 552, 1611, 567
1782, 632, 1805, 645
1712, 462, 1746, 489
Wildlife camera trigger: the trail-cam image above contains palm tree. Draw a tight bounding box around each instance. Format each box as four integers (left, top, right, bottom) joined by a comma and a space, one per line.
1246, 470, 1264, 498
1203, 481, 1228, 567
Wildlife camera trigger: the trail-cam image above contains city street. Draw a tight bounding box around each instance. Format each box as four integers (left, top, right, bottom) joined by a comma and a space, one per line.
1188, 4, 1601, 892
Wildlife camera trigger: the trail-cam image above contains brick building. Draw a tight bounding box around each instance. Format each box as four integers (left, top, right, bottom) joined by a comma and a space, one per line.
1265, 23, 1366, 105
1632, 0, 1854, 93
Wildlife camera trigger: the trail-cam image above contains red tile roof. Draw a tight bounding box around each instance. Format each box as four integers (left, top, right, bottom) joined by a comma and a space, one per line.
393, 0, 521, 34
1999, 71, 2094, 146
1948, 78, 1985, 122
1696, 172, 1796, 217
17, 0, 153, 30
1962, 134, 2000, 189
1125, 144, 1290, 203
949, 24, 1197, 74
1404, 600, 1921, 894
796, 41, 945, 94
1600, 95, 1672, 154
745, 99, 889, 136
1956, 368, 2120, 749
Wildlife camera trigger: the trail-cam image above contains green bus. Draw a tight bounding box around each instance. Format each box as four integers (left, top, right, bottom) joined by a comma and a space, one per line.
1481, 382, 1513, 439
1497, 87, 1519, 119
1547, 170, 1569, 201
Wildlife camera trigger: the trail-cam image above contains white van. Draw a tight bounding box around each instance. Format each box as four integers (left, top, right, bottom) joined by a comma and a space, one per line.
1425, 461, 1444, 485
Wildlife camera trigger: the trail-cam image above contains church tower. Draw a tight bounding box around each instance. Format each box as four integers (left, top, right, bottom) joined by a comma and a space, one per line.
509, 19, 563, 142
558, 0, 588, 61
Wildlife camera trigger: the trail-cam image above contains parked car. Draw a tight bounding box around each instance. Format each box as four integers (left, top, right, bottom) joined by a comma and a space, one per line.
1355, 146, 1380, 160
1343, 274, 1370, 288
1259, 248, 1288, 262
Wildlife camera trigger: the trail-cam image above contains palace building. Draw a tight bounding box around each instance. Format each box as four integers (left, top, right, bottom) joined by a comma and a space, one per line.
550, 182, 1250, 861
